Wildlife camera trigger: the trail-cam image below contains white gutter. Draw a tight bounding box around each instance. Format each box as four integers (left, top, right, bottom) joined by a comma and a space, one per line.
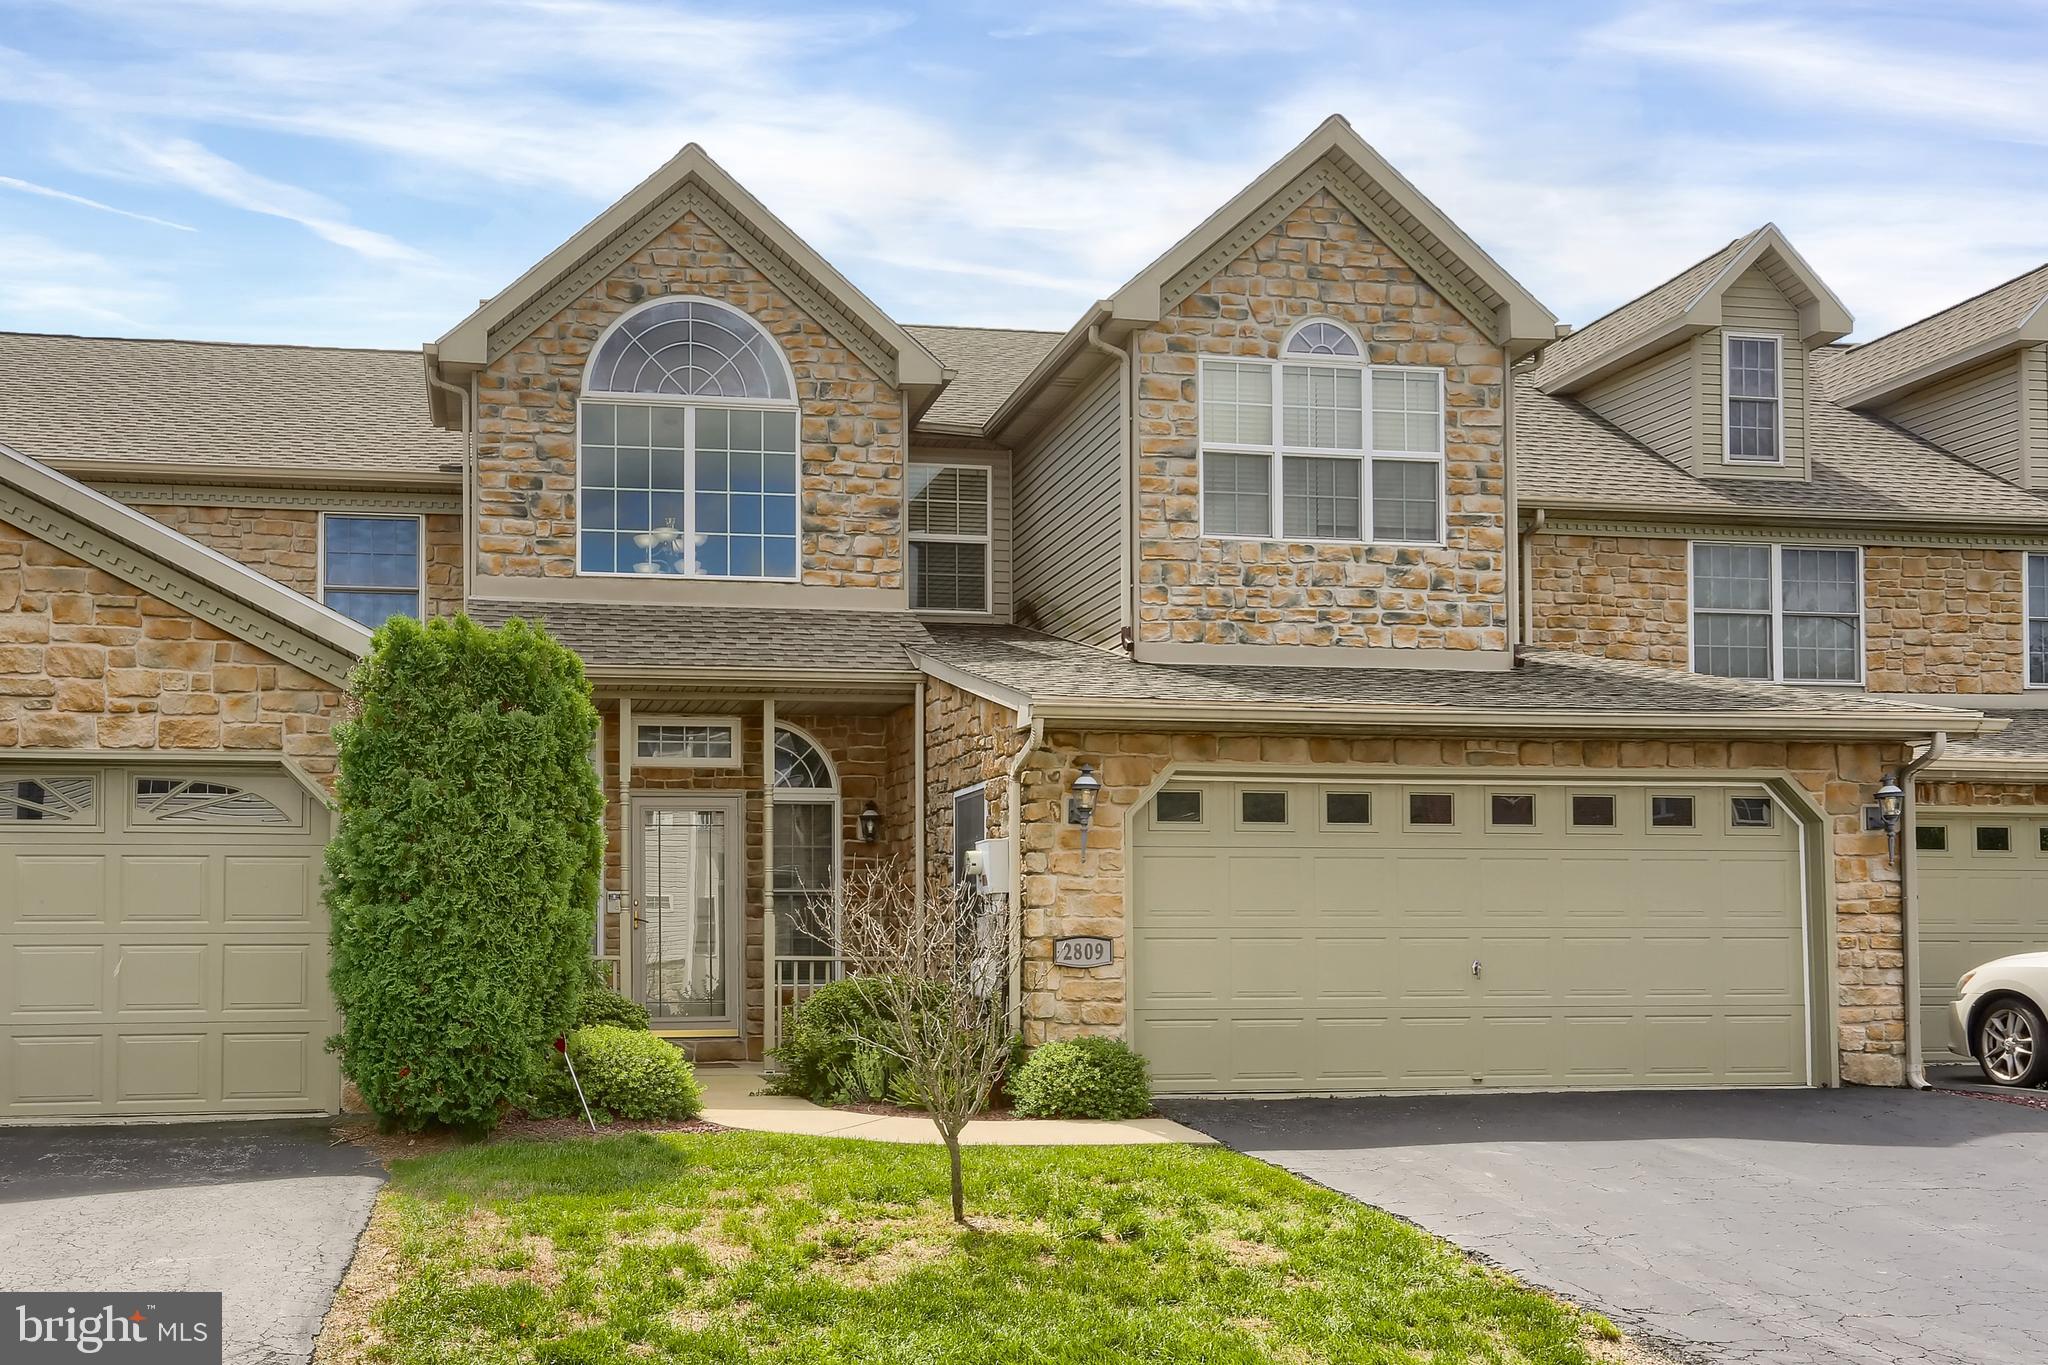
1083, 325, 1135, 648
1004, 718, 1044, 1035
1900, 731, 1949, 1091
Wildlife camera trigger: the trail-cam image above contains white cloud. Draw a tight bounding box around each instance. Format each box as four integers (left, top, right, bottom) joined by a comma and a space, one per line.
0, 232, 170, 327
0, 174, 194, 230
101, 133, 426, 264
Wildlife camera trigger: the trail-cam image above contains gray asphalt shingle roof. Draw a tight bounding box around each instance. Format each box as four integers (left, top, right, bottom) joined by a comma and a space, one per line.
904, 325, 1061, 432
1940, 709, 2048, 762
1531, 233, 1755, 388
0, 332, 463, 482
919, 624, 1977, 720
464, 600, 933, 675
1830, 264, 2048, 401
1515, 349, 2048, 525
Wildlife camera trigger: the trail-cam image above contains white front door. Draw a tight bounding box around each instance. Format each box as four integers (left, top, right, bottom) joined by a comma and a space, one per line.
630, 796, 743, 1033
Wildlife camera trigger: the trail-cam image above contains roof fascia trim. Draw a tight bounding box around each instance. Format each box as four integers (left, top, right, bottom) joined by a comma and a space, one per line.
907, 650, 1036, 720
1107, 116, 1555, 350
1835, 328, 2042, 409
432, 145, 943, 388
1521, 509, 2048, 544
1689, 226, 1853, 346
0, 444, 368, 684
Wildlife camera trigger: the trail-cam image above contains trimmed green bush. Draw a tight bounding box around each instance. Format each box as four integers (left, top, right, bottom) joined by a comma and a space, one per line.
325, 614, 604, 1133
767, 976, 925, 1107
570, 1026, 703, 1120
1008, 1037, 1153, 1120
577, 973, 650, 1032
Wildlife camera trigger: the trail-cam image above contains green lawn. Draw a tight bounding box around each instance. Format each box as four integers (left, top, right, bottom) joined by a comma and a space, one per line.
319, 1130, 1630, 1365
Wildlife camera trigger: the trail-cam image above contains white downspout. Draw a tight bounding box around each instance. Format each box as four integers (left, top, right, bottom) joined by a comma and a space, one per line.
1900, 731, 1949, 1091
1005, 718, 1045, 1036
1084, 324, 1135, 649
1520, 507, 1547, 647
424, 367, 473, 610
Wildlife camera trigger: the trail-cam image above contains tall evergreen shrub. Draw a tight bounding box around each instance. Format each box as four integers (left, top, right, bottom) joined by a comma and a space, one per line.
326, 614, 603, 1131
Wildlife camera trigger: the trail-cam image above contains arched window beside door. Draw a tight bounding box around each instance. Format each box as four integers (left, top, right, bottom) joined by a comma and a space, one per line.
771, 726, 839, 974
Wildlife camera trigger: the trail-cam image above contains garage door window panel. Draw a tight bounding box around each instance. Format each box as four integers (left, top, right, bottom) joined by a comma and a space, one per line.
1152, 789, 1204, 828
1237, 790, 1291, 829
1570, 793, 1618, 830
1487, 792, 1538, 831
1321, 790, 1372, 829
1975, 825, 2013, 855
1730, 796, 1775, 830
1649, 795, 1696, 830
1405, 791, 1456, 830
1914, 824, 1948, 853
0, 775, 98, 825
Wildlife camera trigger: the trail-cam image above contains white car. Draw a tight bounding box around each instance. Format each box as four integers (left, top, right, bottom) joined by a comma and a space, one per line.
1952, 952, 2048, 1087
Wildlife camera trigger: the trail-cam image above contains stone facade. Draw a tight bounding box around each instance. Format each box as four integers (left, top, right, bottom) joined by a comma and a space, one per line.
1525, 532, 1690, 664
122, 503, 463, 620
997, 725, 1910, 1086
0, 519, 342, 780
1529, 531, 2031, 693
473, 212, 905, 587
1916, 776, 2048, 809
920, 677, 1026, 889
1134, 190, 1509, 654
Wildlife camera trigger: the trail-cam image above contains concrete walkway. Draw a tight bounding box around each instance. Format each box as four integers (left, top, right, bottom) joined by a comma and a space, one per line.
696, 1065, 1211, 1145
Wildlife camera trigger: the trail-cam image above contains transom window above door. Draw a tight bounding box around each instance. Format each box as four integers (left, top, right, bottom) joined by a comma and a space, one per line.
1691, 542, 1862, 684
578, 297, 800, 581
1198, 318, 1445, 546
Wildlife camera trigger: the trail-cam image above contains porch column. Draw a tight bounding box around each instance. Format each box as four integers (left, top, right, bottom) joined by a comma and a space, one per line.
760, 697, 777, 1057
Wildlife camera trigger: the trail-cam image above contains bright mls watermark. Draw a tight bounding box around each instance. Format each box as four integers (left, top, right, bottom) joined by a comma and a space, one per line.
2, 1293, 221, 1362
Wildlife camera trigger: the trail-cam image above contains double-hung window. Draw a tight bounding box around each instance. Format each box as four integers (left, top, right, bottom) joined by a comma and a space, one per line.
578, 297, 800, 580
907, 464, 992, 613
320, 514, 421, 628
1199, 319, 1444, 544
2029, 554, 2048, 687
1691, 542, 1861, 683
1725, 334, 1782, 464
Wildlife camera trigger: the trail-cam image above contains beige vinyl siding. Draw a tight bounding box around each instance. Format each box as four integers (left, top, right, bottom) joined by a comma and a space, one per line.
1011, 370, 1123, 647
2024, 344, 2048, 490
1580, 342, 1697, 469
908, 449, 1011, 621
1878, 354, 2023, 484
1697, 268, 1808, 479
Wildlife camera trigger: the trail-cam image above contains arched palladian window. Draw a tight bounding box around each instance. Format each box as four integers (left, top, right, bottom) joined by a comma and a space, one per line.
578, 297, 801, 581
771, 726, 839, 965
1196, 316, 1445, 546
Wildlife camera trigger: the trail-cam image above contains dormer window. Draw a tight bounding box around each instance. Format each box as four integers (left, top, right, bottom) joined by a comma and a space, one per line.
1199, 318, 1444, 545
577, 297, 800, 580
1725, 334, 1782, 464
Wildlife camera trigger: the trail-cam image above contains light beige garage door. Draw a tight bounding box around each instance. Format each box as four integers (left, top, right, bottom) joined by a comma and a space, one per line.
2, 765, 338, 1119
1916, 811, 2047, 1061
1132, 780, 1812, 1094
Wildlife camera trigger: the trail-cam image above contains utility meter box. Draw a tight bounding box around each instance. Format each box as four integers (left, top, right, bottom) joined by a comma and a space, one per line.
967, 837, 1011, 893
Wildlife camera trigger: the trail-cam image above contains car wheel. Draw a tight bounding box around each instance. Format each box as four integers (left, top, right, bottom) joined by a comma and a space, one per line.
1975, 997, 2048, 1087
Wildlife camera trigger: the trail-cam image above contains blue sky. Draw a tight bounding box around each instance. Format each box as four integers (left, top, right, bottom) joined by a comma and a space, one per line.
0, 0, 2042, 349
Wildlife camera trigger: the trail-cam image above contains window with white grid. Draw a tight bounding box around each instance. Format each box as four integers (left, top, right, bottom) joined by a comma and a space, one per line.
908, 464, 992, 613
1198, 319, 1444, 545
1691, 542, 1861, 684
1725, 334, 1782, 464
2030, 554, 2048, 687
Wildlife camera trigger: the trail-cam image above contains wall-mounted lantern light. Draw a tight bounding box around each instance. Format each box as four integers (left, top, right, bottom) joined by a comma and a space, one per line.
1876, 774, 1905, 861
1068, 764, 1103, 852
858, 800, 882, 844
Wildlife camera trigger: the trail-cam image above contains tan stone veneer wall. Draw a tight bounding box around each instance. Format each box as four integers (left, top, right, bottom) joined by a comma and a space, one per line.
1134, 190, 1509, 653
473, 212, 906, 586
121, 505, 463, 619
1915, 777, 2048, 808
921, 679, 1028, 890
1005, 728, 1913, 1086
1528, 532, 2030, 693
0, 520, 342, 779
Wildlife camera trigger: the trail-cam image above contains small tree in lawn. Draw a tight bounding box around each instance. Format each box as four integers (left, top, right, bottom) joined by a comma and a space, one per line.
326, 614, 603, 1133
799, 860, 1011, 1225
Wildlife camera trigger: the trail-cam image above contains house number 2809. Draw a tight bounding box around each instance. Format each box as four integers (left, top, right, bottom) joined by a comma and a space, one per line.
1053, 936, 1113, 968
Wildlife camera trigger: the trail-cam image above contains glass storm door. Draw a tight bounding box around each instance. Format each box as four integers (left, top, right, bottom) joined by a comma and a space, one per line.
631, 798, 741, 1031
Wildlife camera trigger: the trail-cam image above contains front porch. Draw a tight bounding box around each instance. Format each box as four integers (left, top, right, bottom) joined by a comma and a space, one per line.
592, 686, 923, 1061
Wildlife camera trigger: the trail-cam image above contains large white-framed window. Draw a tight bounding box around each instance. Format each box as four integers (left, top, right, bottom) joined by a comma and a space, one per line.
577, 296, 801, 581
907, 463, 991, 613
1690, 542, 1863, 684
1198, 318, 1445, 545
771, 725, 840, 965
1724, 332, 1783, 464
2027, 554, 2048, 688
633, 715, 743, 768
318, 512, 423, 628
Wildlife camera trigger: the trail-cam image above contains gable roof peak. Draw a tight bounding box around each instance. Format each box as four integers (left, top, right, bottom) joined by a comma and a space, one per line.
427, 137, 947, 426
1534, 223, 1851, 394
1106, 114, 1556, 356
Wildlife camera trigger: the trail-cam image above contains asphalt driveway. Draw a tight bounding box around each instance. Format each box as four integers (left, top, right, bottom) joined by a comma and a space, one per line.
0, 1120, 384, 1365
1164, 1088, 2048, 1365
